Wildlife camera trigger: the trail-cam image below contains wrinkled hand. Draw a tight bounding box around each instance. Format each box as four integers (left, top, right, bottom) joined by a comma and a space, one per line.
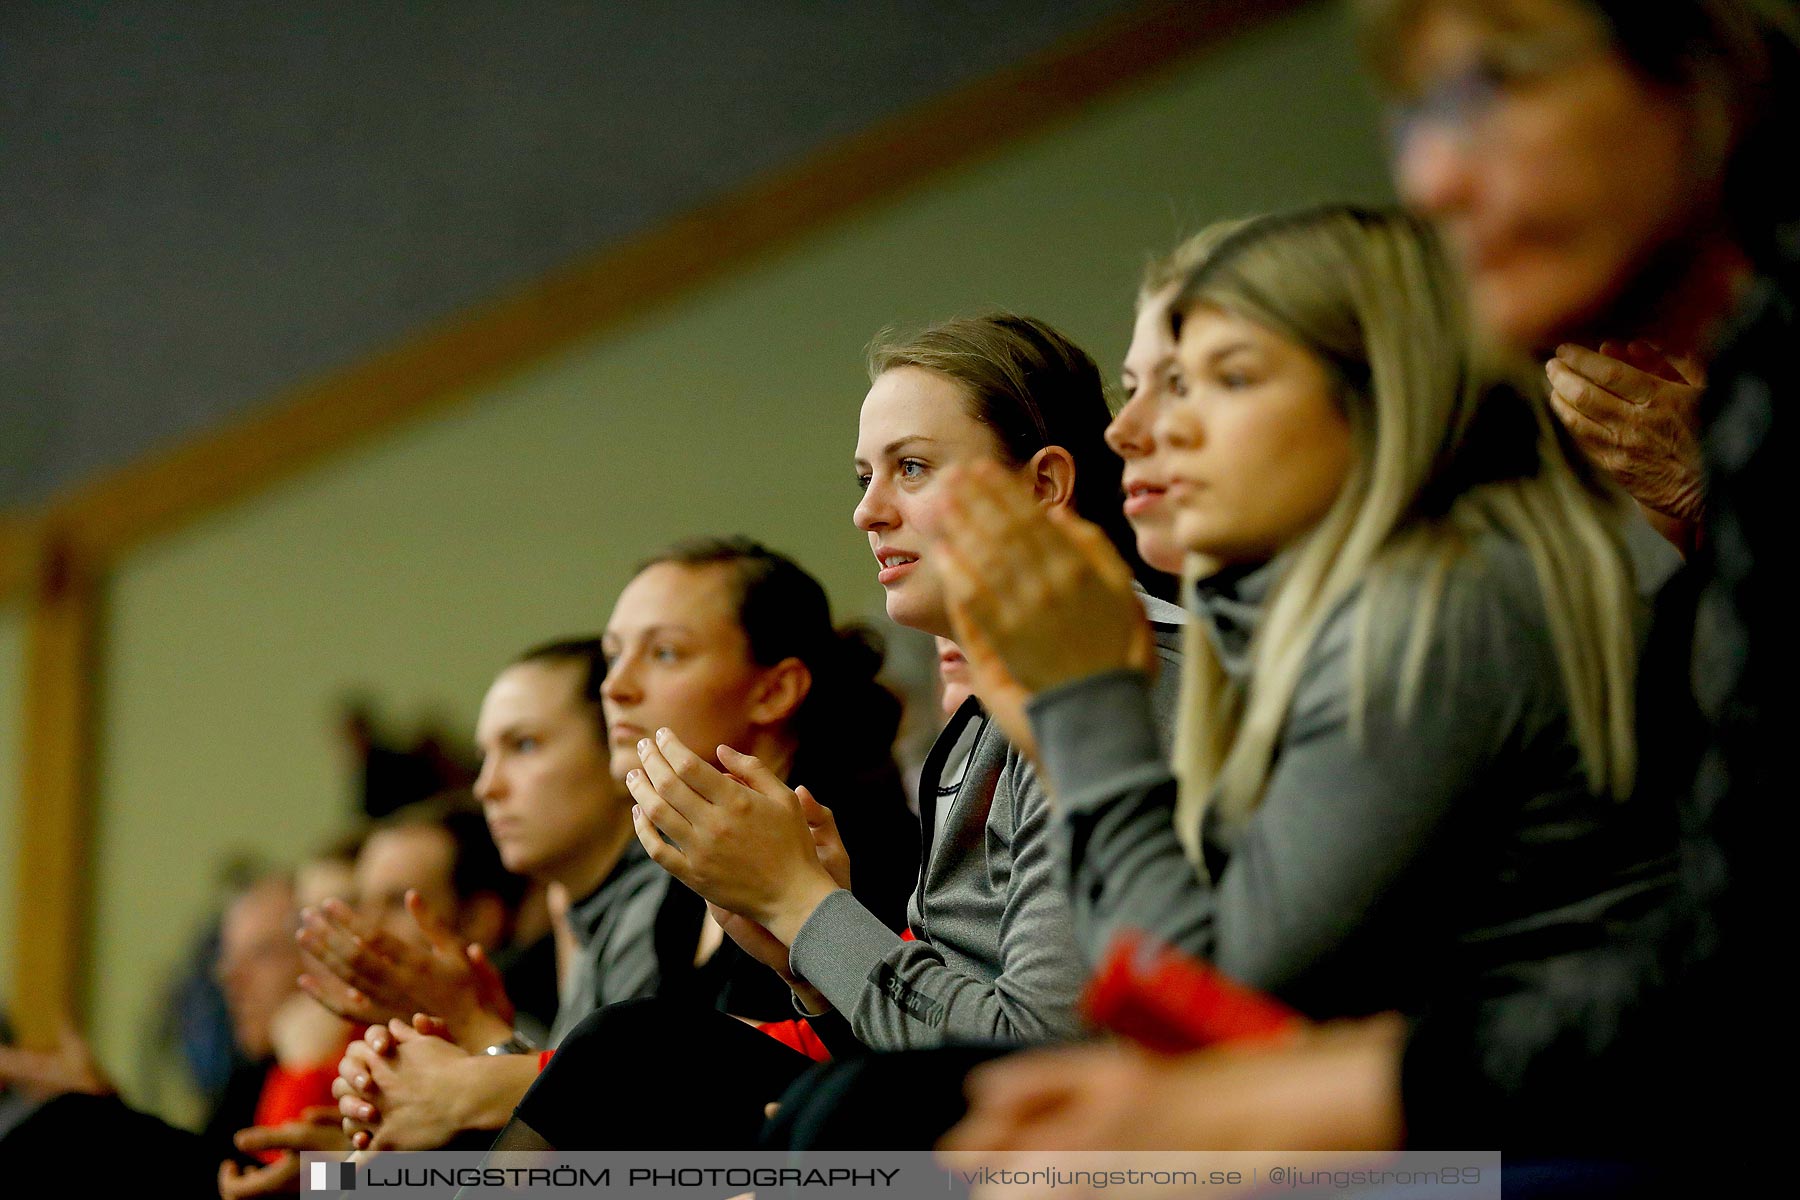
0, 1024, 113, 1098
941, 1017, 1404, 1155
333, 1017, 475, 1152
1546, 341, 1705, 530
218, 1106, 346, 1198
297, 894, 514, 1053
627, 731, 840, 945
933, 462, 1151, 702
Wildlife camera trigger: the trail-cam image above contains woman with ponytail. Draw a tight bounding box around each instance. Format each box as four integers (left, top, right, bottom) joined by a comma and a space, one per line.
331, 540, 917, 1153
598, 535, 919, 1018
483, 315, 1186, 1151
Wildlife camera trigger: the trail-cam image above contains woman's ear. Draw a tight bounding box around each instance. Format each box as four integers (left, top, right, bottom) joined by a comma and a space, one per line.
1027, 446, 1078, 512
748, 657, 813, 727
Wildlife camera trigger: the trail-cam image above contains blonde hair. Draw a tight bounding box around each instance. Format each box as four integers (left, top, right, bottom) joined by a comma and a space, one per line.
1167, 205, 1637, 861
1138, 220, 1253, 304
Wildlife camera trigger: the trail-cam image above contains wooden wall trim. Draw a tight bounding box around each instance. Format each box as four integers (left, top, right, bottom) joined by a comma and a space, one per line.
0, 0, 1309, 596
10, 530, 98, 1046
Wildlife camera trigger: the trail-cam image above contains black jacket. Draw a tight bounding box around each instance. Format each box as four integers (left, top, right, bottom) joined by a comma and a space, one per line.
1401, 223, 1798, 1158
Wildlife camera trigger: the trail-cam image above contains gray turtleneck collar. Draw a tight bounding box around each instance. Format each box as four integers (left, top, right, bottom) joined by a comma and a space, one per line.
1187, 558, 1284, 685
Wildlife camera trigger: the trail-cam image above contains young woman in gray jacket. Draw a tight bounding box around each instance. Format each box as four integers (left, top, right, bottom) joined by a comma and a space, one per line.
934, 205, 1673, 1026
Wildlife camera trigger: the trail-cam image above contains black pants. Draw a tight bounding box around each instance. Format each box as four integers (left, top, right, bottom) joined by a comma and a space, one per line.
507, 999, 818, 1150
761, 1044, 1015, 1150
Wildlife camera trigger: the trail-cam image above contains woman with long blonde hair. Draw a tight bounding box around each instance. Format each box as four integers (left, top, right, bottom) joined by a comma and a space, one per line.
935, 203, 1671, 1018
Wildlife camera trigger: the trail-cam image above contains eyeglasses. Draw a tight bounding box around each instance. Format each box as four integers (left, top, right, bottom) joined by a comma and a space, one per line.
1383, 32, 1599, 153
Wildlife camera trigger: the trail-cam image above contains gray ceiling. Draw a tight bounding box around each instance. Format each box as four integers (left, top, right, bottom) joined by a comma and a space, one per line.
1, 0, 1167, 512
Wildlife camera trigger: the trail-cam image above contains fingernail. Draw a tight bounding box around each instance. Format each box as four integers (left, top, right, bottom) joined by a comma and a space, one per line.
355, 1074, 368, 1090
656, 727, 670, 743
627, 769, 641, 784
637, 738, 650, 756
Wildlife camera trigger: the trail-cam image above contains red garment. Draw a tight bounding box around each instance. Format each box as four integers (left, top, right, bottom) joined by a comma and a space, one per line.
248, 1055, 343, 1164
753, 1018, 832, 1062
752, 927, 918, 1062
530, 929, 924, 1075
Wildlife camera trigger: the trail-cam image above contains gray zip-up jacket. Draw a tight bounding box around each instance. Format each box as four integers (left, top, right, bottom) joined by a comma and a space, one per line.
548, 846, 666, 1045
1029, 538, 1674, 1019
788, 589, 1186, 1050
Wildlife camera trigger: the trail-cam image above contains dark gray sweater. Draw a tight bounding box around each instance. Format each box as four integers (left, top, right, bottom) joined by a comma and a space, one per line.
788, 590, 1186, 1049
1029, 537, 1675, 1019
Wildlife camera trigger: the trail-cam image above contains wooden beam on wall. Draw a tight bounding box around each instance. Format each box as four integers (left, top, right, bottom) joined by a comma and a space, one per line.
10, 527, 99, 1046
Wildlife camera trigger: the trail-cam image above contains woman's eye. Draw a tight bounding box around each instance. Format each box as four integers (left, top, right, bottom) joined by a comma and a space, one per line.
855, 472, 872, 493
513, 736, 538, 753
652, 645, 682, 663
899, 459, 927, 479
1214, 361, 1259, 390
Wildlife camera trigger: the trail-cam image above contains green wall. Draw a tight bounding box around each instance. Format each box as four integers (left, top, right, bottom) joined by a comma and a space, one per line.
73, 1, 1390, 1117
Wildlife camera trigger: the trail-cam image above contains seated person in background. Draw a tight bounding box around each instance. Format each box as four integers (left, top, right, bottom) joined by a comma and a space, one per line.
336, 550, 919, 1150
314, 639, 667, 1148
225, 795, 541, 1194
296, 792, 545, 1049
1, 870, 346, 1197
305, 642, 663, 1063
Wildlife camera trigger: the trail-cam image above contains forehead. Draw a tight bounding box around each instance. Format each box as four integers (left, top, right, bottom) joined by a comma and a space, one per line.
1175, 304, 1283, 356
296, 858, 356, 909
357, 825, 454, 893
606, 561, 741, 638
1391, 0, 1601, 83
855, 366, 993, 458
222, 881, 294, 947
1125, 285, 1181, 369
477, 660, 582, 733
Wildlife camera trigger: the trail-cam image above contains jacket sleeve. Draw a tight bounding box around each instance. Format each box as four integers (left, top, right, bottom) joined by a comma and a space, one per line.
1029, 651, 1187, 968
787, 747, 1087, 1051
1034, 562, 1550, 1007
